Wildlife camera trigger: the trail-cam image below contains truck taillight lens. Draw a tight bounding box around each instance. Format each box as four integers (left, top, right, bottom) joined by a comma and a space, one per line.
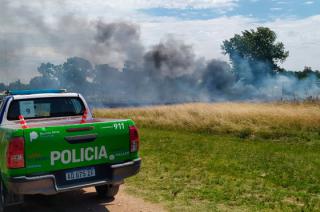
129, 126, 139, 152
7, 137, 25, 169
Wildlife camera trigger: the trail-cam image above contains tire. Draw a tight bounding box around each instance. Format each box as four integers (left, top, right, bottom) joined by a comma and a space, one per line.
0, 180, 22, 212
95, 184, 120, 198
0, 180, 5, 212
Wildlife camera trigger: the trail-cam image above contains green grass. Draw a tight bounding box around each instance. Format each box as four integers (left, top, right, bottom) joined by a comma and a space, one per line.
125, 128, 320, 211
95, 103, 320, 210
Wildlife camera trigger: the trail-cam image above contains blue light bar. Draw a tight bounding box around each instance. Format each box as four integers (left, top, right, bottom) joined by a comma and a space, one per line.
8, 89, 67, 95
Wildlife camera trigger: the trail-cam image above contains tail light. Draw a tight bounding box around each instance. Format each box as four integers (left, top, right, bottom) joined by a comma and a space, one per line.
7, 137, 25, 169
129, 126, 139, 152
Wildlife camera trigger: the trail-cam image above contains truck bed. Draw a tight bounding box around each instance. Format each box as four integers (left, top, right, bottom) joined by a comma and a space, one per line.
1, 117, 139, 178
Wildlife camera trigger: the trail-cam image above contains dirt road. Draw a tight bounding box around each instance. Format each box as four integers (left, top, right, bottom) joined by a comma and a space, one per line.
21, 186, 166, 212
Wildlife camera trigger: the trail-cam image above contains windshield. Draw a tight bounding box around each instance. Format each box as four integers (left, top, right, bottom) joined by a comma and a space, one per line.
7, 97, 85, 121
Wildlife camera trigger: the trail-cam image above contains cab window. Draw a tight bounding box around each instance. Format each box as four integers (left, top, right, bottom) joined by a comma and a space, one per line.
7, 97, 85, 120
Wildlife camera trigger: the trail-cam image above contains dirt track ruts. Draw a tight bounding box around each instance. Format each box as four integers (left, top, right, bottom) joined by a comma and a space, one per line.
21, 186, 166, 212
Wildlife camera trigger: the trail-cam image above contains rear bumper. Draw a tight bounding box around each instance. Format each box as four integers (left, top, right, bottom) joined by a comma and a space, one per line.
7, 158, 141, 195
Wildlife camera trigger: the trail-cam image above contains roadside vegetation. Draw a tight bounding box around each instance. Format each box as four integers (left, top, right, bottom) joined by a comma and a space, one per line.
95, 102, 320, 140
95, 102, 320, 211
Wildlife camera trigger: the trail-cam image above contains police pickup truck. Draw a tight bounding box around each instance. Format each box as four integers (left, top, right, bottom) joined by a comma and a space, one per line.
0, 89, 141, 211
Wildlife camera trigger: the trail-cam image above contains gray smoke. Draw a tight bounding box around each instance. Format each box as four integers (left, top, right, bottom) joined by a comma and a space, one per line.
1, 0, 320, 106
0, 0, 143, 81
201, 59, 236, 100
95, 21, 144, 68
144, 38, 198, 78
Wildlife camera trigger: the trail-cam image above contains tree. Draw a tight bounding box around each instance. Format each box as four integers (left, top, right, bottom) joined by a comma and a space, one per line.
295, 66, 320, 80
222, 27, 289, 83
29, 63, 61, 89
59, 57, 93, 93
7, 80, 28, 90
31, 57, 93, 94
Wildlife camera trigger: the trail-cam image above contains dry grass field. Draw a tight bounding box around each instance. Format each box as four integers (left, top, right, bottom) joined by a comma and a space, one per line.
94, 102, 320, 211
95, 102, 320, 139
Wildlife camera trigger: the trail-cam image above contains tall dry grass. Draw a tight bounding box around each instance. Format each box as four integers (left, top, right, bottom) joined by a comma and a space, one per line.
94, 102, 320, 139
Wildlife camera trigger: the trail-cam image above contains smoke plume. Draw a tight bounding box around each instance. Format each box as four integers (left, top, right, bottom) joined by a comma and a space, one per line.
1, 0, 320, 106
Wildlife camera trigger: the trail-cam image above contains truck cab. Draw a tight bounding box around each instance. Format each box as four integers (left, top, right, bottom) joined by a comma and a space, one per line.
0, 89, 141, 211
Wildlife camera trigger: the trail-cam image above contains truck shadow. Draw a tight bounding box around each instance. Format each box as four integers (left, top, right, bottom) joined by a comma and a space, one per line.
21, 188, 113, 212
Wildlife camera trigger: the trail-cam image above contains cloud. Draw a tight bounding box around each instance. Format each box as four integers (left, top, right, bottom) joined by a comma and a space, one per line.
266, 15, 320, 70
276, 1, 289, 5
305, 1, 314, 5
98, 0, 238, 10
141, 15, 320, 71
270, 7, 283, 11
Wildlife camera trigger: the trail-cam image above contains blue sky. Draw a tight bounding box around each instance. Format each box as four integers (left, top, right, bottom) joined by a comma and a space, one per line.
142, 0, 320, 21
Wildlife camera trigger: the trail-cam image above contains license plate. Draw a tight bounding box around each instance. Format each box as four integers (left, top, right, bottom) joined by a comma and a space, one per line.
65, 167, 96, 181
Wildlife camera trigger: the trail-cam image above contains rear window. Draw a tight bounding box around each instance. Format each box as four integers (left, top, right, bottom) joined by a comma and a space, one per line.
7, 97, 85, 120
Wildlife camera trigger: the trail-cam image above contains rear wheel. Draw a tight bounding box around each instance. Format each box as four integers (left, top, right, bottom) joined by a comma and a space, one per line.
0, 180, 22, 212
0, 180, 5, 212
95, 184, 120, 198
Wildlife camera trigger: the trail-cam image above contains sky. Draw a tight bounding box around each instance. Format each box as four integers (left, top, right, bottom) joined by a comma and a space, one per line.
141, 0, 320, 21
0, 0, 320, 83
